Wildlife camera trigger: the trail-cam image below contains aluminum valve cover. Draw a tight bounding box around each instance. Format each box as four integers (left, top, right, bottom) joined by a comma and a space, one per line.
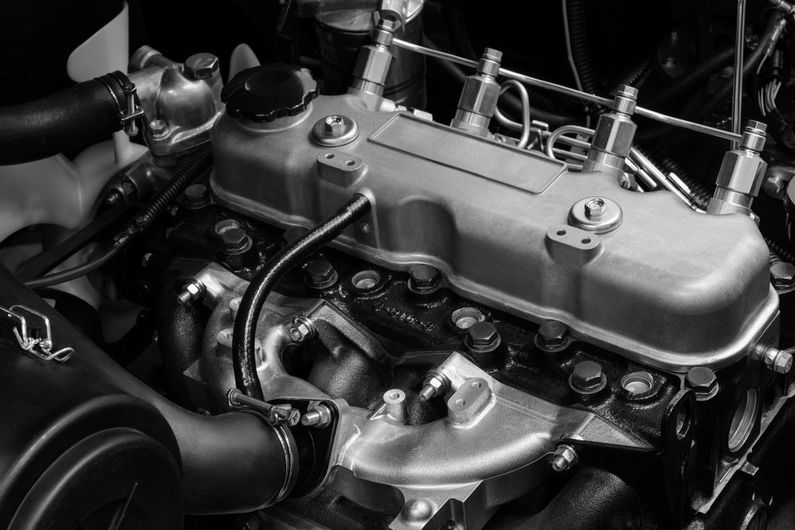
210, 94, 778, 371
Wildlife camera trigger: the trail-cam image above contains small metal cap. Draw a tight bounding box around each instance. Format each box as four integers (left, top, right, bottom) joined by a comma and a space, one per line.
305, 259, 338, 290
741, 120, 767, 153
465, 321, 501, 353
408, 264, 441, 294
184, 52, 220, 81
551, 444, 579, 472
477, 48, 502, 77
570, 360, 607, 394
613, 85, 638, 115
535, 320, 569, 351
685, 366, 719, 400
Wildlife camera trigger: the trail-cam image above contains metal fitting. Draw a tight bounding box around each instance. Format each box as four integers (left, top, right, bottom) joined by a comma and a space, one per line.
685, 366, 719, 401
418, 371, 451, 401
450, 48, 503, 137
584, 197, 605, 218
301, 403, 333, 428
149, 119, 168, 138
220, 227, 252, 255
551, 444, 579, 472
181, 183, 210, 209
383, 389, 407, 423
535, 320, 570, 351
305, 259, 339, 290
313, 115, 359, 146
754, 344, 794, 374
465, 321, 501, 353
349, 19, 396, 100
177, 279, 206, 305
582, 84, 638, 178
569, 360, 607, 395
184, 52, 220, 81
288, 315, 316, 343
707, 121, 768, 217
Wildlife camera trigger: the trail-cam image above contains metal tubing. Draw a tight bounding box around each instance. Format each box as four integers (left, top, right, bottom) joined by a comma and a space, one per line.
392, 38, 742, 143
733, 0, 747, 148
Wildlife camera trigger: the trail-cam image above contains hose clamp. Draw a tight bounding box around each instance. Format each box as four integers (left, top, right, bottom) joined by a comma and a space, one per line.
98, 71, 145, 137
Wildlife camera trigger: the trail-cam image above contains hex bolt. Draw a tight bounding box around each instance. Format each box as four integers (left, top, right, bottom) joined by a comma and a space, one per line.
181, 183, 209, 209
536, 320, 569, 350
584, 197, 606, 218
184, 52, 220, 81
570, 360, 607, 394
551, 444, 579, 472
685, 366, 719, 400
301, 403, 333, 428
287, 316, 315, 343
305, 259, 339, 289
177, 279, 205, 305
323, 115, 345, 136
149, 119, 168, 138
418, 371, 451, 401
220, 227, 252, 255
770, 261, 795, 289
408, 264, 442, 294
756, 345, 794, 374
465, 321, 501, 353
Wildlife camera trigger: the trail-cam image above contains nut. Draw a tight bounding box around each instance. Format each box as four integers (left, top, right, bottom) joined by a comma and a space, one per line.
149, 119, 168, 137
570, 360, 606, 393
584, 197, 605, 218
536, 320, 569, 350
418, 372, 450, 401
177, 279, 205, 305
184, 52, 219, 81
305, 259, 338, 289
466, 321, 501, 352
323, 115, 345, 136
551, 444, 578, 472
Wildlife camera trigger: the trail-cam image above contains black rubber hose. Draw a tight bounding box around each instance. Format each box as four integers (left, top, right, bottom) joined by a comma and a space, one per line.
565, 0, 600, 96
233, 194, 371, 399
767, 237, 795, 263
24, 145, 213, 289
0, 264, 296, 514
0, 71, 130, 165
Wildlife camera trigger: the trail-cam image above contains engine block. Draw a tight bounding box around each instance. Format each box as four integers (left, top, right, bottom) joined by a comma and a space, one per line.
211, 91, 778, 371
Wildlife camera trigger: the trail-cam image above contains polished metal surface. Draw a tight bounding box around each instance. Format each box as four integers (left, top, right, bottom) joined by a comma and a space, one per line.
211, 93, 778, 371
390, 38, 743, 142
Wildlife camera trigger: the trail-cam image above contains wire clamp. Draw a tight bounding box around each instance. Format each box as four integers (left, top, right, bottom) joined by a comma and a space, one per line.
0, 305, 74, 362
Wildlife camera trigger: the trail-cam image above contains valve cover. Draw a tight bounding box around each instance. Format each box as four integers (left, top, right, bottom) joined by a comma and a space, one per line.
210, 93, 778, 371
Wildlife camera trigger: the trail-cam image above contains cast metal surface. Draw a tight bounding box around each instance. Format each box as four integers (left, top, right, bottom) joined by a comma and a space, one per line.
210, 93, 778, 371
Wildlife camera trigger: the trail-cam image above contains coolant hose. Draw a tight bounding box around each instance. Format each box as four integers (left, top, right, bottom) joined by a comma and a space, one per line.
233, 194, 371, 399
0, 72, 132, 165
0, 264, 297, 514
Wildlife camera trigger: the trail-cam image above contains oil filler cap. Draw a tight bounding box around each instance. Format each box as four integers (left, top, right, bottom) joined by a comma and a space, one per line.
222, 64, 318, 123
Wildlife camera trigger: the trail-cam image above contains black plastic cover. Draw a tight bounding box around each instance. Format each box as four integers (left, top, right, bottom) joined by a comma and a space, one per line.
222, 64, 318, 123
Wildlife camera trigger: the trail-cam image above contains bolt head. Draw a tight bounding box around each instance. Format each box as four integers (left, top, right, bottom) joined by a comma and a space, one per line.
220, 227, 251, 254
537, 320, 569, 349
149, 119, 168, 137
305, 259, 338, 289
466, 321, 500, 350
323, 115, 345, 135
685, 366, 718, 395
571, 360, 605, 392
409, 264, 441, 292
181, 183, 209, 209
184, 52, 219, 80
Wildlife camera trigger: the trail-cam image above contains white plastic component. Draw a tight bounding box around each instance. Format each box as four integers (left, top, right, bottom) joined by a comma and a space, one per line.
229, 43, 261, 79
66, 3, 129, 82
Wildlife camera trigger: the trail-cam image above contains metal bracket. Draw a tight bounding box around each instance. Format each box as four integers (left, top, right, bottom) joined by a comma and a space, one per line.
0, 305, 73, 362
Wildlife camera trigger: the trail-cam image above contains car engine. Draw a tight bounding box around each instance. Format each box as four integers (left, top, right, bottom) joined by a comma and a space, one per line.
3, 1, 795, 528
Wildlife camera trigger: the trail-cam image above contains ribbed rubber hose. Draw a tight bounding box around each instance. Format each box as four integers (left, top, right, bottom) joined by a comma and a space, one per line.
0, 264, 296, 514
233, 194, 372, 399
24, 145, 213, 289
0, 72, 130, 165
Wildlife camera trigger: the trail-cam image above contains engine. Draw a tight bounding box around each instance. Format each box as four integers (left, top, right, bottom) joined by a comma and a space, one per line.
2, 1, 795, 529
